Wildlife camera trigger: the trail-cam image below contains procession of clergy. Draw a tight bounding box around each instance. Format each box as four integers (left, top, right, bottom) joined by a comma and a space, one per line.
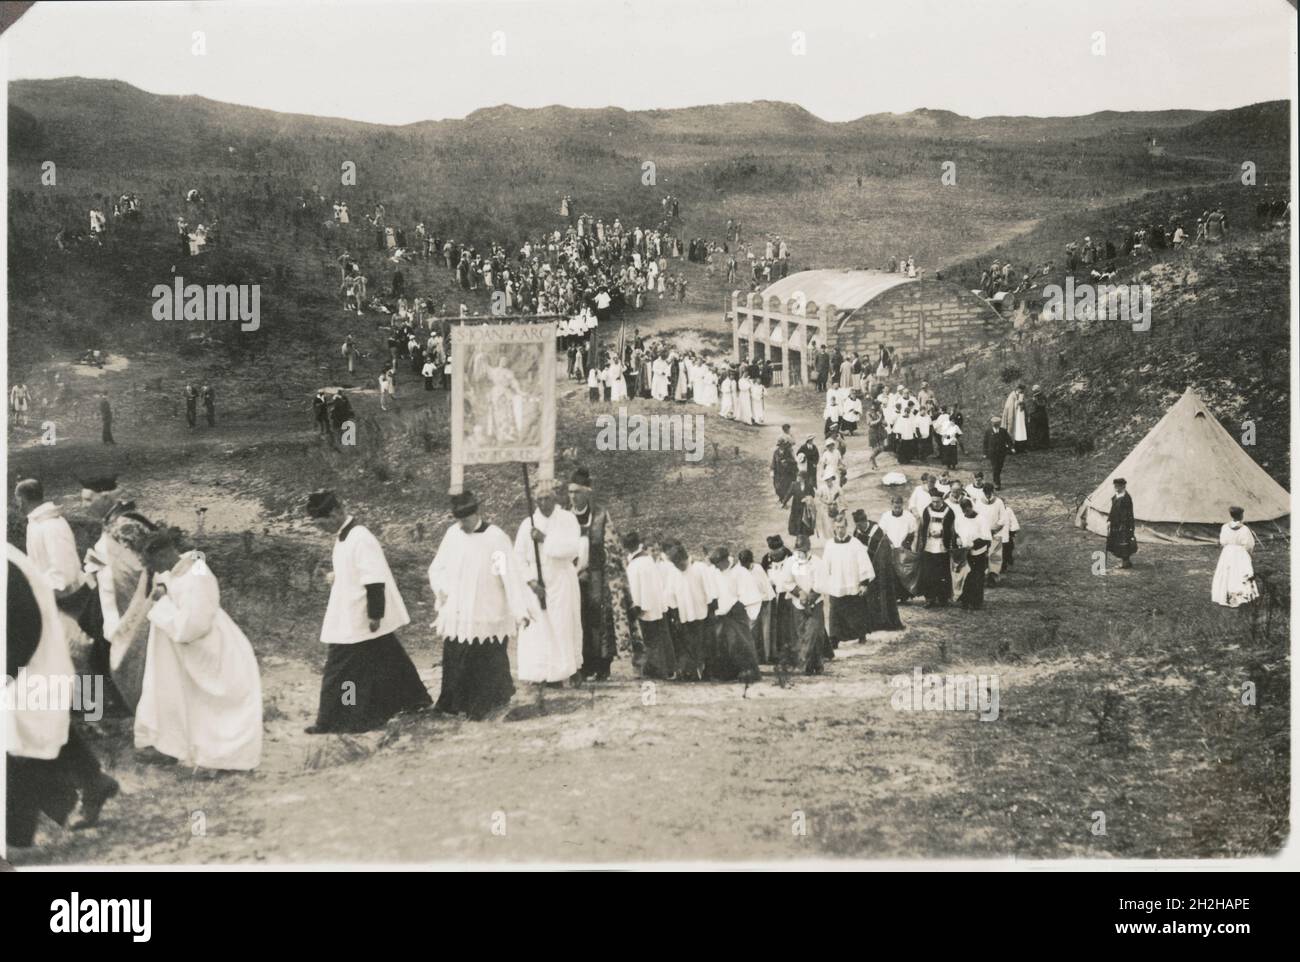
7, 375, 1263, 843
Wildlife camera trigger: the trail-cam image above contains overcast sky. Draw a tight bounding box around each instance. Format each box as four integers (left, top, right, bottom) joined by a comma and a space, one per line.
2, 0, 1295, 124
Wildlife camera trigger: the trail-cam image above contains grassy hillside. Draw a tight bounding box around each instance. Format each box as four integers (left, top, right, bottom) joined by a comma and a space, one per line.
8, 82, 1286, 376
918, 199, 1292, 491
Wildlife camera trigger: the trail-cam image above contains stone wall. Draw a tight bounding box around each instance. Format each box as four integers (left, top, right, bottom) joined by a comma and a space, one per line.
833, 281, 1008, 362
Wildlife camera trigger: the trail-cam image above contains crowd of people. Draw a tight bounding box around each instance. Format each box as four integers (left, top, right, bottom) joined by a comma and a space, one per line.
328, 199, 701, 328
884, 254, 921, 277
764, 351, 1065, 614
973, 205, 1234, 298
11, 456, 922, 845
571, 332, 774, 425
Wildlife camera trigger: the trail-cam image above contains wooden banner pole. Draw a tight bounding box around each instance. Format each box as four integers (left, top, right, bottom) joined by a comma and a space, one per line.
521, 462, 547, 609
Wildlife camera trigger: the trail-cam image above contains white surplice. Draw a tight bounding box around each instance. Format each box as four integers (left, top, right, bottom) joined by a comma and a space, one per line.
428, 523, 529, 643
6, 545, 74, 760
134, 553, 263, 770
321, 521, 410, 645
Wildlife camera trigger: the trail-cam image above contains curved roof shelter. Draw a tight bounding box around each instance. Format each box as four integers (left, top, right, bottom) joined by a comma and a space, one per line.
728, 268, 1005, 386
760, 270, 917, 318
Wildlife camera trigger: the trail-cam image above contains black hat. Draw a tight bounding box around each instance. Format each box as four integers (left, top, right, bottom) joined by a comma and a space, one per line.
450, 490, 480, 519
142, 525, 185, 556
852, 509, 868, 524
570, 467, 592, 489
78, 475, 119, 493
765, 534, 785, 551
306, 490, 340, 518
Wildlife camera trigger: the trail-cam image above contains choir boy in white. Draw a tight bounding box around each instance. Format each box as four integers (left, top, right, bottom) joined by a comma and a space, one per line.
624, 531, 677, 678
878, 495, 919, 551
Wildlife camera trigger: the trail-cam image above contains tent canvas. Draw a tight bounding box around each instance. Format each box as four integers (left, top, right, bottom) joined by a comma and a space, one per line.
1075, 388, 1290, 545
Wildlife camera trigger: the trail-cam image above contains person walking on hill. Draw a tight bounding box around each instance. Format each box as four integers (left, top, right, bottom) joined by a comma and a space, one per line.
99, 394, 115, 445
184, 384, 198, 429
133, 527, 263, 770
10, 383, 30, 426
201, 383, 215, 426
379, 369, 397, 411
314, 390, 334, 444
342, 334, 357, 374
1106, 478, 1138, 570
982, 416, 1012, 490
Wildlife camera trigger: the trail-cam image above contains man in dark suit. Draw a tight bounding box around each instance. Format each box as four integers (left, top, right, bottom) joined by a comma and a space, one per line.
569, 468, 624, 681
1106, 478, 1138, 569
983, 416, 1013, 489
98, 394, 114, 445
814, 348, 830, 392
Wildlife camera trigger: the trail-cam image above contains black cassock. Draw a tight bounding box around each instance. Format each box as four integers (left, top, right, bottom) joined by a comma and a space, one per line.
787, 475, 817, 538
858, 527, 904, 631
788, 596, 832, 674
1028, 398, 1051, 450
771, 444, 798, 505
704, 601, 761, 684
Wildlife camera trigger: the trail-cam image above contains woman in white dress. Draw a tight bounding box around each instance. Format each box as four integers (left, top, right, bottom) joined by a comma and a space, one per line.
736, 374, 754, 424
651, 354, 671, 400
718, 373, 735, 419
1211, 507, 1259, 608
673, 355, 690, 402
696, 366, 718, 407
815, 475, 841, 541
750, 378, 766, 425
608, 357, 627, 402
